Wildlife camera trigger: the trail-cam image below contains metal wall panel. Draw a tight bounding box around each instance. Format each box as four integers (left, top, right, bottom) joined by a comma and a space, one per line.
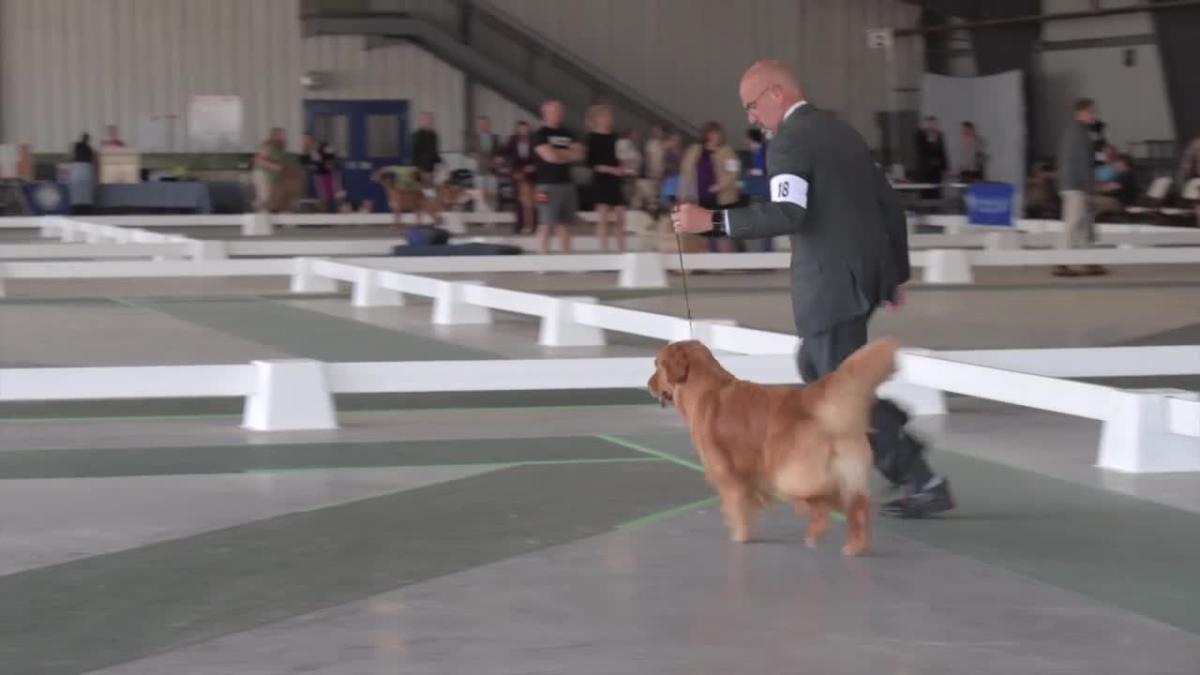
488, 0, 922, 146
301, 35, 469, 150
1036, 0, 1175, 153
0, 0, 306, 152
473, 84, 536, 137
1, 0, 921, 153
1035, 46, 1176, 156
1043, 0, 1156, 41
0, 0, 493, 153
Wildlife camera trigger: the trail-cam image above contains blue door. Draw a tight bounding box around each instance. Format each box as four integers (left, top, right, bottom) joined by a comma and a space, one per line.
304, 100, 409, 213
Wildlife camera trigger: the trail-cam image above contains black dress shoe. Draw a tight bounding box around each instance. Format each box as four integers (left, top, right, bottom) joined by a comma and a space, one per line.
880, 479, 955, 519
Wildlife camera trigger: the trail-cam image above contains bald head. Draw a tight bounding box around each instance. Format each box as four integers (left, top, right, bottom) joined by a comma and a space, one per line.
741, 61, 803, 98
739, 60, 805, 135
541, 100, 564, 128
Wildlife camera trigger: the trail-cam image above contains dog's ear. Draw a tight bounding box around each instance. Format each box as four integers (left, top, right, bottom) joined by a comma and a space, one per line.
662, 347, 689, 384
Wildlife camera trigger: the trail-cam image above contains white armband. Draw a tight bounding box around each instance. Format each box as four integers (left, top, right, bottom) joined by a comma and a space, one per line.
770, 173, 809, 208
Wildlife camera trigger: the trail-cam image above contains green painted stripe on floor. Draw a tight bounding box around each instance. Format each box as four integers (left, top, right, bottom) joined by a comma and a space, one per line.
598, 433, 848, 522
241, 456, 662, 474
0, 436, 652, 480
124, 296, 491, 362
0, 297, 122, 306
876, 451, 1200, 635
617, 495, 720, 530
595, 433, 705, 471
0, 460, 711, 675
0, 389, 654, 420
604, 432, 1200, 635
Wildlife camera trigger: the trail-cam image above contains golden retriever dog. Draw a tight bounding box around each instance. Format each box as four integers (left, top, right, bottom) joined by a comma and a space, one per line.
372, 168, 464, 231
647, 338, 898, 556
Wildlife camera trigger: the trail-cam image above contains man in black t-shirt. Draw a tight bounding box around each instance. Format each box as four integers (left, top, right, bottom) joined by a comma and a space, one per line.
533, 100, 585, 254
411, 112, 441, 185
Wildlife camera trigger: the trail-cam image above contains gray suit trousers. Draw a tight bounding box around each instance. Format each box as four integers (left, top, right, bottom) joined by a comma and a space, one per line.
797, 313, 934, 488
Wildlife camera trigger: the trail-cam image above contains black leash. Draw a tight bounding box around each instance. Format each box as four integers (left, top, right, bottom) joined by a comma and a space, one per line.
671, 208, 694, 339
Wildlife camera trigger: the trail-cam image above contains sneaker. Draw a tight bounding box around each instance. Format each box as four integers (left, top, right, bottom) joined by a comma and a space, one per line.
880, 478, 955, 519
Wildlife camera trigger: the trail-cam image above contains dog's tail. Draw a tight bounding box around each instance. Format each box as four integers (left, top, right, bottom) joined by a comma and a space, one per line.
811, 338, 899, 438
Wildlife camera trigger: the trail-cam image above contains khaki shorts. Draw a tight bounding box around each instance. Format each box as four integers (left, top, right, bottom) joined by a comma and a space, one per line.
1059, 190, 1094, 248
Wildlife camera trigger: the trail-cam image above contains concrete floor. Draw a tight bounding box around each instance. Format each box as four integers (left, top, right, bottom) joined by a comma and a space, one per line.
1, 263, 1199, 674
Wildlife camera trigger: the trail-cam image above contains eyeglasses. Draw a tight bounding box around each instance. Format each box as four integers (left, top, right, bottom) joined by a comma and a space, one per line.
743, 86, 774, 113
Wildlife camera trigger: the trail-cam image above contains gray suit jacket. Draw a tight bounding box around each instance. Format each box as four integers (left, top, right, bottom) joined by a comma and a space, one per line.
1056, 120, 1093, 192
726, 105, 910, 337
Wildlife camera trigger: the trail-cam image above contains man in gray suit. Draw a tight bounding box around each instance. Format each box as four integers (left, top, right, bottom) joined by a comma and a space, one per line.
673, 60, 953, 518
1055, 98, 1107, 277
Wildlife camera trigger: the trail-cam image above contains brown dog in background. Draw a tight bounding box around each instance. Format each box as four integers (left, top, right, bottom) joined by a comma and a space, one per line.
647, 339, 898, 556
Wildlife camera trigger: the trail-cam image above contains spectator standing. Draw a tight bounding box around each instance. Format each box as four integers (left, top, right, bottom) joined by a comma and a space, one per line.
958, 121, 987, 182
411, 111, 441, 186
586, 105, 628, 253
681, 121, 740, 252
469, 115, 502, 210
1056, 98, 1107, 277
914, 116, 947, 198
533, 100, 585, 254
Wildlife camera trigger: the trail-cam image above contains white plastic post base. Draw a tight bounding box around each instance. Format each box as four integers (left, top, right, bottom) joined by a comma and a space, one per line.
289, 258, 339, 293
190, 240, 228, 260
878, 380, 948, 416
1097, 390, 1200, 473
352, 268, 405, 307
440, 212, 467, 234
432, 280, 493, 325
922, 249, 974, 284
242, 211, 273, 236
242, 359, 338, 431
60, 224, 84, 242
538, 296, 606, 347
618, 252, 668, 288
39, 217, 64, 238
983, 230, 1022, 251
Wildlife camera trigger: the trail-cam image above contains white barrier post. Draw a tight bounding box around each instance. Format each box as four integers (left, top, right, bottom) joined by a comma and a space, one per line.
432, 280, 493, 325
618, 252, 668, 288
889, 348, 948, 416
242, 211, 273, 236
880, 380, 948, 416
39, 217, 64, 239
983, 230, 1022, 251
1097, 390, 1200, 473
190, 240, 228, 261
59, 221, 84, 242
440, 212, 467, 235
538, 296, 606, 347
352, 268, 405, 307
289, 257, 339, 293
242, 359, 338, 431
922, 249, 974, 284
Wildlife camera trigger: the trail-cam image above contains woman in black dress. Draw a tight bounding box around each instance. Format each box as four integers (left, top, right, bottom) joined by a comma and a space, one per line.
586, 104, 628, 252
